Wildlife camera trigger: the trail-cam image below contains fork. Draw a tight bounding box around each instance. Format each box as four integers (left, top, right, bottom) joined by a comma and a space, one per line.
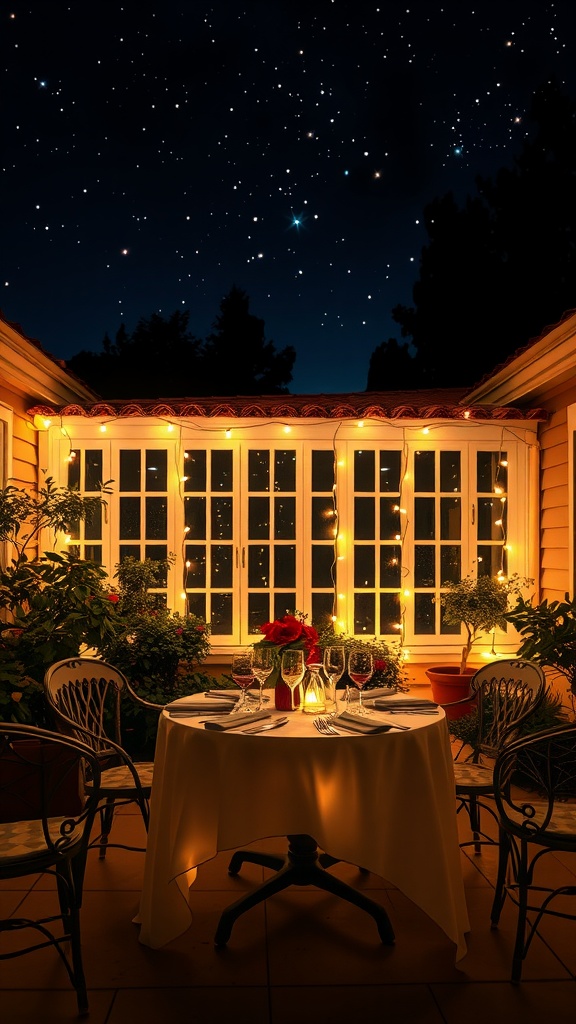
314, 717, 339, 735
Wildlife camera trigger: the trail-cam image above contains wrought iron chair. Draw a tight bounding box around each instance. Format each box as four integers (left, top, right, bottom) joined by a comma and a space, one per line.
44, 656, 163, 859
0, 721, 102, 1015
439, 658, 547, 854
490, 722, 576, 982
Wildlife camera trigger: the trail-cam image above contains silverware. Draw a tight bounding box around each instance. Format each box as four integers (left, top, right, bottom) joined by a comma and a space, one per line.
314, 717, 339, 735
240, 717, 288, 734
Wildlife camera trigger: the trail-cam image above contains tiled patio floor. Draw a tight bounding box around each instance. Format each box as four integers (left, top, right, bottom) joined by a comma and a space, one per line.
2, 723, 575, 1023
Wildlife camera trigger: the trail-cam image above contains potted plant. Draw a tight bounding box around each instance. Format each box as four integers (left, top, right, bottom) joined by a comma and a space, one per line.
505, 592, 576, 707
0, 476, 117, 725
426, 573, 531, 712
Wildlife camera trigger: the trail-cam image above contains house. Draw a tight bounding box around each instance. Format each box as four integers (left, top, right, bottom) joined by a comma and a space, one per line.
4, 307, 576, 678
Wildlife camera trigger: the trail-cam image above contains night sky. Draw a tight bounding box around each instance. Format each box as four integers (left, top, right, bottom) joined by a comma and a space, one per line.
2, 1, 576, 395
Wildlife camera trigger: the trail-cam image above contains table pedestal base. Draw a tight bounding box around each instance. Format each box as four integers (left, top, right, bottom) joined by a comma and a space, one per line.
214, 834, 395, 947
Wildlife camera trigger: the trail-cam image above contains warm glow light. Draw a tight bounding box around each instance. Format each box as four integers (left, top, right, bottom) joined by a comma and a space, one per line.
167, 424, 174, 432
225, 428, 232, 438
180, 476, 189, 483
283, 425, 291, 433
99, 424, 107, 433
357, 420, 364, 428
422, 427, 429, 435
403, 589, 410, 597
184, 526, 190, 534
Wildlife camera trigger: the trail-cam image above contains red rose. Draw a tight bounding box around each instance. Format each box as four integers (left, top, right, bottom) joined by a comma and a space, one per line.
260, 615, 306, 646
374, 659, 386, 672
107, 593, 119, 603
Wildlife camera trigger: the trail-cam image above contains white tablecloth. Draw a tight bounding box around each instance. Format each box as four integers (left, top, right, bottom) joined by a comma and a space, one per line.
136, 695, 470, 960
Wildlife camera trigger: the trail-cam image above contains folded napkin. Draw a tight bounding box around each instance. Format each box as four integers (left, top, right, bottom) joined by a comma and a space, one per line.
204, 710, 272, 731
371, 698, 438, 710
167, 691, 238, 712
335, 712, 393, 734
347, 686, 397, 701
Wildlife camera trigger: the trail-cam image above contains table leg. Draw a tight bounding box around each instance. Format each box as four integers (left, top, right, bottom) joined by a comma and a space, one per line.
214, 834, 395, 947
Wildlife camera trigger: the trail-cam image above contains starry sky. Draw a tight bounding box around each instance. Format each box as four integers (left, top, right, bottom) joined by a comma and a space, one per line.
2, 1, 576, 395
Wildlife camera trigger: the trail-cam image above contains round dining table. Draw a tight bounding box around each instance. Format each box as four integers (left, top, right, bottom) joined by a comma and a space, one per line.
136, 693, 470, 961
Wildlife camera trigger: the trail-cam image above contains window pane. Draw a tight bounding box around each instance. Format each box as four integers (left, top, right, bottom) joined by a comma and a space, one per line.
144, 546, 168, 579
380, 545, 401, 588
477, 451, 507, 492
440, 451, 460, 492
249, 594, 270, 635
477, 497, 506, 540
354, 497, 375, 540
477, 546, 508, 576
311, 595, 334, 630
68, 450, 80, 490
380, 498, 400, 539
354, 545, 375, 587
312, 497, 336, 540
379, 450, 401, 492
185, 545, 206, 587
274, 594, 296, 621
211, 544, 233, 588
212, 450, 233, 490
415, 497, 435, 539
249, 450, 269, 491
84, 544, 102, 564
312, 450, 334, 491
249, 496, 269, 539
145, 497, 167, 539
84, 504, 102, 540
184, 450, 206, 492
85, 450, 103, 491
440, 497, 461, 540
354, 449, 375, 491
380, 593, 401, 634
211, 497, 233, 540
120, 450, 140, 491
414, 545, 435, 588
414, 450, 435, 492
248, 546, 269, 588
274, 496, 295, 539
210, 593, 232, 634
119, 544, 141, 561
440, 545, 461, 584
414, 593, 435, 633
120, 497, 140, 539
354, 593, 375, 635
146, 450, 167, 491
185, 496, 206, 539
274, 545, 295, 587
274, 450, 296, 491
187, 592, 207, 621
312, 546, 335, 588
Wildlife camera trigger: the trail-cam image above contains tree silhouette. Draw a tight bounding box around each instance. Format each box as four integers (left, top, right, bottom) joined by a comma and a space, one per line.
369, 79, 576, 390
202, 286, 295, 395
67, 311, 204, 399
66, 290, 295, 398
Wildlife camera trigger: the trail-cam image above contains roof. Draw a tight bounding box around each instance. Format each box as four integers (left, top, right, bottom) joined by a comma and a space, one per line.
27, 388, 548, 422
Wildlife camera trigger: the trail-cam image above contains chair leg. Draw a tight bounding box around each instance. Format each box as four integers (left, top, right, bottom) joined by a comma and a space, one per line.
55, 862, 89, 1015
490, 829, 510, 926
97, 799, 116, 859
511, 840, 530, 984
468, 793, 483, 855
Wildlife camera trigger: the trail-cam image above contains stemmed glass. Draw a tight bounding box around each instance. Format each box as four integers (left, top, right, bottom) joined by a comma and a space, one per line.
281, 649, 306, 712
347, 648, 374, 716
323, 646, 346, 715
230, 652, 256, 713
251, 647, 276, 710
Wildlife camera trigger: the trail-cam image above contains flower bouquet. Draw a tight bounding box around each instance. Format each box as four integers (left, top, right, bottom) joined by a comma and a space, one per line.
253, 611, 321, 709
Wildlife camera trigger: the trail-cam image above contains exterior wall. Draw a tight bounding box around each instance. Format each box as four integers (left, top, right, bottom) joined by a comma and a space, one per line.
536, 380, 576, 602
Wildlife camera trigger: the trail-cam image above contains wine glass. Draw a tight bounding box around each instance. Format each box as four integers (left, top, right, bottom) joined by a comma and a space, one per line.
252, 647, 276, 709
347, 648, 374, 715
230, 652, 256, 713
281, 649, 306, 712
323, 646, 346, 715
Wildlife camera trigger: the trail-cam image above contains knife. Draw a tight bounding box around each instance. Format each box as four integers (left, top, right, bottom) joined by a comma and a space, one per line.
240, 717, 289, 734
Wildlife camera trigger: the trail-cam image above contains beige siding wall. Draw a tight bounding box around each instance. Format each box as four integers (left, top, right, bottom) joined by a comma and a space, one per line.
536, 381, 576, 602
0, 384, 38, 491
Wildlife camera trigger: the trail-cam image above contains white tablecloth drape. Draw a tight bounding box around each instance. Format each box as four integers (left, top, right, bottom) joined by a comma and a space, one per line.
136, 697, 470, 961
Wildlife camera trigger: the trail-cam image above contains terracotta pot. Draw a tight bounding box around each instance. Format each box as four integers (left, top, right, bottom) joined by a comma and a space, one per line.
425, 666, 476, 720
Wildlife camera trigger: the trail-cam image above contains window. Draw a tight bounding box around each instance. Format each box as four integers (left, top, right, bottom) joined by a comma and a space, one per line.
48, 418, 536, 658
